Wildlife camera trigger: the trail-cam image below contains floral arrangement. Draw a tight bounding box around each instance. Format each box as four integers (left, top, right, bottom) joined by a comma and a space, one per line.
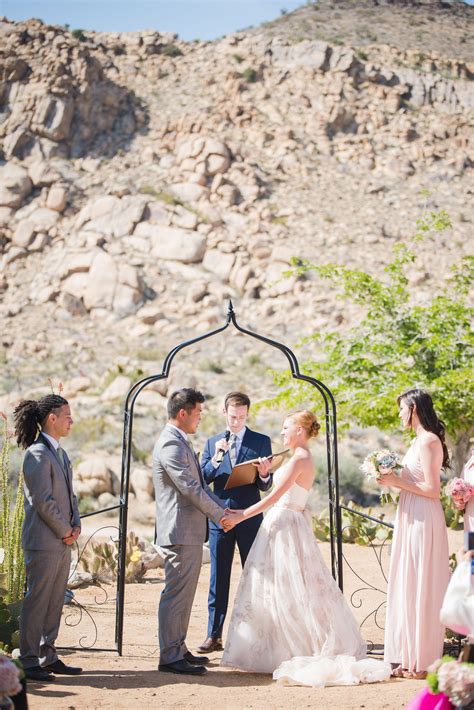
427, 656, 474, 708
445, 477, 474, 511
0, 655, 22, 697
360, 449, 402, 504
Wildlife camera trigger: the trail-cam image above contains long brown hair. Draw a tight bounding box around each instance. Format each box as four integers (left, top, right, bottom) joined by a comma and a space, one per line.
397, 388, 450, 469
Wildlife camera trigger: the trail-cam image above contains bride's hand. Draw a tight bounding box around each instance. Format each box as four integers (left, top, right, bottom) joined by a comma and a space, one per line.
224, 508, 245, 527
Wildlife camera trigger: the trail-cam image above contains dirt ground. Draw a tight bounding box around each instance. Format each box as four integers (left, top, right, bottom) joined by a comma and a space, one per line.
25, 528, 463, 710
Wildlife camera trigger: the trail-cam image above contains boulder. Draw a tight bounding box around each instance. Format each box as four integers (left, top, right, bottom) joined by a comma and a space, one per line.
28, 160, 62, 187
130, 466, 154, 503
134, 223, 206, 263
12, 221, 36, 248
46, 185, 68, 212
101, 375, 132, 402
31, 96, 74, 141
77, 195, 147, 238
61, 272, 89, 300
202, 248, 235, 281
75, 456, 116, 497
169, 182, 208, 203
0, 163, 32, 208
83, 250, 117, 310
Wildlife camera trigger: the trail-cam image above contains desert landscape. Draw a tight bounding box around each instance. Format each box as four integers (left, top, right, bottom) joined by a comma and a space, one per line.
0, 0, 472, 707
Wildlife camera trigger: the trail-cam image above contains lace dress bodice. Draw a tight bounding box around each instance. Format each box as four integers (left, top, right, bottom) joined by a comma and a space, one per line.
273, 463, 310, 512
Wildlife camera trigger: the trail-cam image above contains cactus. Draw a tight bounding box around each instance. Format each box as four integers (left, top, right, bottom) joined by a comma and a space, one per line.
78, 531, 146, 584
0, 415, 25, 604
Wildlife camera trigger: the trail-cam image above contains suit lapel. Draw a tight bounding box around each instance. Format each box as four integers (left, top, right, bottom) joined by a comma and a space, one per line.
38, 433, 74, 514
166, 425, 203, 486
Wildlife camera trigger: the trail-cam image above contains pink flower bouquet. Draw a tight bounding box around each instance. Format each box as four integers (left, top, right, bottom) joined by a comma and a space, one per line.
445, 478, 474, 510
0, 655, 22, 697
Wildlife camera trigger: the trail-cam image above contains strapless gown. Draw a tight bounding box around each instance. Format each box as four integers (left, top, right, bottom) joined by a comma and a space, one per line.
221, 465, 391, 686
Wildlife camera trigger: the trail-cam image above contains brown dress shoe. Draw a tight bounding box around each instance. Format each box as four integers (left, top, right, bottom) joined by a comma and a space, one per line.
196, 637, 223, 653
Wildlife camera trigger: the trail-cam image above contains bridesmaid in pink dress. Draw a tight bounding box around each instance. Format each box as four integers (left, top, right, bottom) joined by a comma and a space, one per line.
376, 388, 451, 679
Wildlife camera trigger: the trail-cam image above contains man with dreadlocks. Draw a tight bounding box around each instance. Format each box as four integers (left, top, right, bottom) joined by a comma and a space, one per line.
13, 393, 83, 682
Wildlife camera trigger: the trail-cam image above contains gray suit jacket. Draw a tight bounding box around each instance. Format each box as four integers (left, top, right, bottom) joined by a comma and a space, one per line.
152, 424, 224, 546
22, 433, 81, 551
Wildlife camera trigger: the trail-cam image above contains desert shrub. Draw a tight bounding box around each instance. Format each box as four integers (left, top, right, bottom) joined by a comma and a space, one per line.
242, 67, 258, 83
313, 501, 392, 545
162, 44, 183, 58
71, 29, 87, 42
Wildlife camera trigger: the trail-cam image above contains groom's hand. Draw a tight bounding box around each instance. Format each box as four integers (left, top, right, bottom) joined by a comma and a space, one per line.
220, 510, 241, 532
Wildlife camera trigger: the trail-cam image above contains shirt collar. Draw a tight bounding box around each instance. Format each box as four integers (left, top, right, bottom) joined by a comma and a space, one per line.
168, 422, 188, 441
42, 432, 60, 450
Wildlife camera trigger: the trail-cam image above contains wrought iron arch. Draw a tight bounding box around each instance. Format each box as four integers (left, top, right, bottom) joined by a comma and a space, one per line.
114, 301, 342, 655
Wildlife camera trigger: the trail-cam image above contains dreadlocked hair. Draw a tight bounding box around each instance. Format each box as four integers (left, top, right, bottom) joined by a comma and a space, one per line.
13, 394, 68, 449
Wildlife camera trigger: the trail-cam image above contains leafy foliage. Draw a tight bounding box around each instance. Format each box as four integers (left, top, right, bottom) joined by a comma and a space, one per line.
312, 501, 392, 545
270, 210, 473, 472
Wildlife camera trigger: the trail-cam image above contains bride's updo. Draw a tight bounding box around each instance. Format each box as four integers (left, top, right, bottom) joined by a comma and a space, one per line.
291, 410, 321, 439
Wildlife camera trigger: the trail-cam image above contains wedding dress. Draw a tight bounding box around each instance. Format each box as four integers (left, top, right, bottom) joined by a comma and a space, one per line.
221, 464, 391, 686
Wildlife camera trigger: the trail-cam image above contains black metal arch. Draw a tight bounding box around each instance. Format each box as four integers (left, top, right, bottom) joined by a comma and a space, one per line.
114, 301, 342, 654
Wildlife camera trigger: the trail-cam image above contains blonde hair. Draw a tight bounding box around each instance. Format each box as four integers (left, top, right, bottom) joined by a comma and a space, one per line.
290, 410, 321, 439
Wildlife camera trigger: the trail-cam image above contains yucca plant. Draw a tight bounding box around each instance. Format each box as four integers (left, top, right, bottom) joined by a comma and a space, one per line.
0, 413, 25, 603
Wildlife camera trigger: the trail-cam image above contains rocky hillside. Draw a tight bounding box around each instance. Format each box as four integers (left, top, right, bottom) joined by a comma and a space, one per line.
0, 2, 472, 505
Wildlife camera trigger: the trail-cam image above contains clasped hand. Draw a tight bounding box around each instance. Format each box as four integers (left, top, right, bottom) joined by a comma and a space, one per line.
62, 526, 81, 545
220, 509, 244, 532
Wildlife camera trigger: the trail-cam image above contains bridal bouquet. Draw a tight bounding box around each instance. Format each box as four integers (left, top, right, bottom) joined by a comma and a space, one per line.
427, 656, 474, 708
445, 477, 474, 510
361, 450, 402, 504
0, 655, 22, 698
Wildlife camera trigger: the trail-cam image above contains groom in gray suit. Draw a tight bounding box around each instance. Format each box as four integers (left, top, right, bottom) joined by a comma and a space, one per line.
13, 393, 82, 683
152, 387, 230, 676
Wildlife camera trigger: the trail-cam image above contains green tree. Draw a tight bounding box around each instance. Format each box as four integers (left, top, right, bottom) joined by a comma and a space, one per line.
271, 210, 473, 473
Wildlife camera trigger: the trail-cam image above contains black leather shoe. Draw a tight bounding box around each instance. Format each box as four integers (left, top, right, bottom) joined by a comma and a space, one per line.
158, 659, 207, 675
43, 659, 83, 675
196, 637, 223, 653
184, 651, 210, 665
25, 666, 55, 682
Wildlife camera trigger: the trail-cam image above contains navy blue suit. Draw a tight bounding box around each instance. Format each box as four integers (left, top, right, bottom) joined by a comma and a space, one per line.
201, 427, 272, 639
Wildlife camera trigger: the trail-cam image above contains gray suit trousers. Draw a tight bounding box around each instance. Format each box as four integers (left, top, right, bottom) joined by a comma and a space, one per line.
158, 545, 202, 665
19, 546, 71, 669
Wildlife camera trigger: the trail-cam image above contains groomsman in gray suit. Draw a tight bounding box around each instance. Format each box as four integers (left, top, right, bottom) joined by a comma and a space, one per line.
13, 394, 82, 683
152, 388, 231, 676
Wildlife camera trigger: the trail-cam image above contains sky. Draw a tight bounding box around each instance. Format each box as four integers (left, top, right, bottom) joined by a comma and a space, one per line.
1, 0, 307, 41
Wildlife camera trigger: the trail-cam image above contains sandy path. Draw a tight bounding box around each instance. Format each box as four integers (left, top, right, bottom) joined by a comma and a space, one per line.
25, 527, 463, 710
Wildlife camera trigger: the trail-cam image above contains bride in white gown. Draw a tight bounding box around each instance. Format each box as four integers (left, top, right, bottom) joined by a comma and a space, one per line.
221, 411, 391, 687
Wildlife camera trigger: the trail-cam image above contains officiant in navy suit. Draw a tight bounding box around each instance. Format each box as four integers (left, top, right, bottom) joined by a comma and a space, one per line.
197, 391, 272, 653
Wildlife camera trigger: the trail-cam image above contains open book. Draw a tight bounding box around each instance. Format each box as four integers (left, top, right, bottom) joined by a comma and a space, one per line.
224, 449, 290, 490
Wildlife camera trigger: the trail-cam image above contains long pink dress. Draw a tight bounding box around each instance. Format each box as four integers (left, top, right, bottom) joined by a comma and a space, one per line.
384, 438, 450, 672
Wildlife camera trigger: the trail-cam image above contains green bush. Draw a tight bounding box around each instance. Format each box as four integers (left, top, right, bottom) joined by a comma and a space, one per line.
242, 67, 258, 83
71, 28, 87, 42
313, 501, 392, 545
162, 44, 183, 58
